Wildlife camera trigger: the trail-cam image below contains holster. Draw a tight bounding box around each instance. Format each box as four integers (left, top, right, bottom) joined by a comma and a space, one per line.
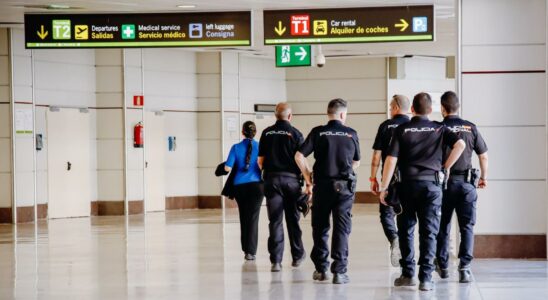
347, 173, 357, 193
470, 168, 480, 188
436, 169, 449, 190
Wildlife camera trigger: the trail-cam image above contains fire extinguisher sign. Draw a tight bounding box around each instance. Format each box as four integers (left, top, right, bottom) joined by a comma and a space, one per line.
133, 95, 144, 107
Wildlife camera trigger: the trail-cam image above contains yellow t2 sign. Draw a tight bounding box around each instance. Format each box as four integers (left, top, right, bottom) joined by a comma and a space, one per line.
52, 20, 71, 40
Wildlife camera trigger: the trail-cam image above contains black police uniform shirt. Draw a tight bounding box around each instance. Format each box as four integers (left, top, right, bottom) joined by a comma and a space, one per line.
299, 120, 360, 180
442, 115, 488, 172
258, 120, 305, 175
387, 116, 461, 177
372, 114, 410, 163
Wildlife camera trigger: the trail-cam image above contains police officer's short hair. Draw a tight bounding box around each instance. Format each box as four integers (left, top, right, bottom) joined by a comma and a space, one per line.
440, 91, 460, 114
275, 102, 291, 120
327, 98, 348, 115
391, 94, 410, 112
412, 92, 432, 115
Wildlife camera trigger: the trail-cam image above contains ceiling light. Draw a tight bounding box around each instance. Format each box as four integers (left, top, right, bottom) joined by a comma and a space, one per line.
176, 4, 196, 9
47, 4, 71, 10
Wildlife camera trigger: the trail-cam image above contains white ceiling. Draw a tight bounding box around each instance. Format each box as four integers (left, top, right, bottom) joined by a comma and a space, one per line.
0, 0, 456, 57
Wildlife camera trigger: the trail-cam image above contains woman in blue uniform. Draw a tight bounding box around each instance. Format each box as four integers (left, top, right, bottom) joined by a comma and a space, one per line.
225, 121, 264, 261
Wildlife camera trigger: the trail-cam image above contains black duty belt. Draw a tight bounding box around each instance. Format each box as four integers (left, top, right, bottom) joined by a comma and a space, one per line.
402, 175, 437, 182
451, 170, 468, 176
448, 174, 467, 181
265, 171, 299, 179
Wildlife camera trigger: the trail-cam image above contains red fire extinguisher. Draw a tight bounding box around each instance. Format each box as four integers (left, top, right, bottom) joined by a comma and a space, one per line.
134, 122, 144, 148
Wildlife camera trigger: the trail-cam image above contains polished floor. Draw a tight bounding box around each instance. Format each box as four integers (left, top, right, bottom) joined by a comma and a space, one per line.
0, 204, 547, 300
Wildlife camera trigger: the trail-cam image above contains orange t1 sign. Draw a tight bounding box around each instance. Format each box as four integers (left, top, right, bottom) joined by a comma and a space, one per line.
133, 95, 144, 107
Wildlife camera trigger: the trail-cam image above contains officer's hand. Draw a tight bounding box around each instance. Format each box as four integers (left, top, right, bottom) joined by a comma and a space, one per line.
379, 190, 388, 206
305, 184, 313, 195
370, 178, 379, 195
478, 178, 487, 189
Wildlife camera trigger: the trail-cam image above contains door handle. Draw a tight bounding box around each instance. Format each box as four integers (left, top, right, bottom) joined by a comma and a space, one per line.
145, 161, 148, 168
67, 161, 72, 171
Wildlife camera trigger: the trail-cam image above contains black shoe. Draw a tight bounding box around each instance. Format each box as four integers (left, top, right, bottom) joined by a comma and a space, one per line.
244, 253, 256, 261
390, 238, 401, 267
271, 263, 282, 272
419, 280, 434, 291
394, 275, 417, 287
312, 270, 329, 281
333, 273, 350, 284
459, 266, 472, 283
435, 261, 449, 279
292, 252, 306, 267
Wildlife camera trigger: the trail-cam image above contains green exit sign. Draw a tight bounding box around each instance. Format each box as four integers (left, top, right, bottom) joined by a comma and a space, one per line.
275, 45, 311, 67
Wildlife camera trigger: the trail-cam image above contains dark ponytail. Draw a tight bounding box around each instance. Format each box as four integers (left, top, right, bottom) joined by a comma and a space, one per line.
242, 121, 256, 171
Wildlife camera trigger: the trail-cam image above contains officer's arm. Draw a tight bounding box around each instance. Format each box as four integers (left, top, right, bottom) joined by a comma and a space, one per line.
444, 140, 466, 170
370, 150, 381, 178
379, 156, 398, 192
257, 156, 264, 170
478, 152, 489, 188
295, 151, 312, 185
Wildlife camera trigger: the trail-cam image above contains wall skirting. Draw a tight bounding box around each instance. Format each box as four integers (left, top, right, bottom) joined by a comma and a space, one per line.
474, 235, 547, 259
128, 201, 143, 215
165, 196, 199, 210
37, 204, 47, 219
17, 206, 34, 223
197, 196, 223, 209
96, 201, 125, 216
355, 192, 377, 204
0, 208, 12, 223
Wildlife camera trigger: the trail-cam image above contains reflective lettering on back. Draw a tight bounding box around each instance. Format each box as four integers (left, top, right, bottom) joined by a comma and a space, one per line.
447, 125, 472, 133
403, 127, 436, 134
319, 131, 353, 138
265, 130, 292, 137
387, 124, 399, 129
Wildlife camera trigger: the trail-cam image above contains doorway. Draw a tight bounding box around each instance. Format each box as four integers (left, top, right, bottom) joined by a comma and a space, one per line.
47, 108, 91, 219
145, 111, 165, 212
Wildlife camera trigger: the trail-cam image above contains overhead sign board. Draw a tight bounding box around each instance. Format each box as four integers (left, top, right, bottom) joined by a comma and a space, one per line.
275, 45, 311, 67
264, 5, 434, 45
25, 12, 251, 48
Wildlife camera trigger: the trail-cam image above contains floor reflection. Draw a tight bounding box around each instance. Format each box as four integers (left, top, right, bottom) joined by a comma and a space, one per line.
0, 206, 546, 299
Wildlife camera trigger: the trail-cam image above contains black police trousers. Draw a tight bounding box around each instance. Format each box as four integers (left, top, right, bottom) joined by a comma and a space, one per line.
397, 181, 442, 282
380, 204, 398, 243
311, 180, 354, 274
234, 182, 264, 256
436, 180, 477, 269
264, 175, 305, 263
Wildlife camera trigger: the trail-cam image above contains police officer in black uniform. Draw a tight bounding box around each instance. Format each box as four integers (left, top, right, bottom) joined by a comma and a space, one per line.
295, 98, 360, 285
435, 91, 489, 283
370, 94, 410, 267
379, 92, 466, 291
258, 102, 306, 272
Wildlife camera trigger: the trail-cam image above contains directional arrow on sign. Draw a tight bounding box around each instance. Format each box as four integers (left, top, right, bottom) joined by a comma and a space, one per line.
37, 25, 48, 40
295, 46, 307, 61
274, 21, 286, 36
395, 19, 409, 32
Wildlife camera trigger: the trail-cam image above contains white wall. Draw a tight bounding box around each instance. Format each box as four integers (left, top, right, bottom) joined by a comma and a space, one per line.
10, 29, 98, 209
461, 0, 547, 235
286, 57, 387, 192
125, 49, 199, 201
0, 28, 11, 209
96, 49, 124, 203
389, 56, 455, 121
143, 49, 198, 198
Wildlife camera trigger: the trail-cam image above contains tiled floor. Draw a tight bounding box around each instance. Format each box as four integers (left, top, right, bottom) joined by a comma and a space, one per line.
0, 204, 546, 299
